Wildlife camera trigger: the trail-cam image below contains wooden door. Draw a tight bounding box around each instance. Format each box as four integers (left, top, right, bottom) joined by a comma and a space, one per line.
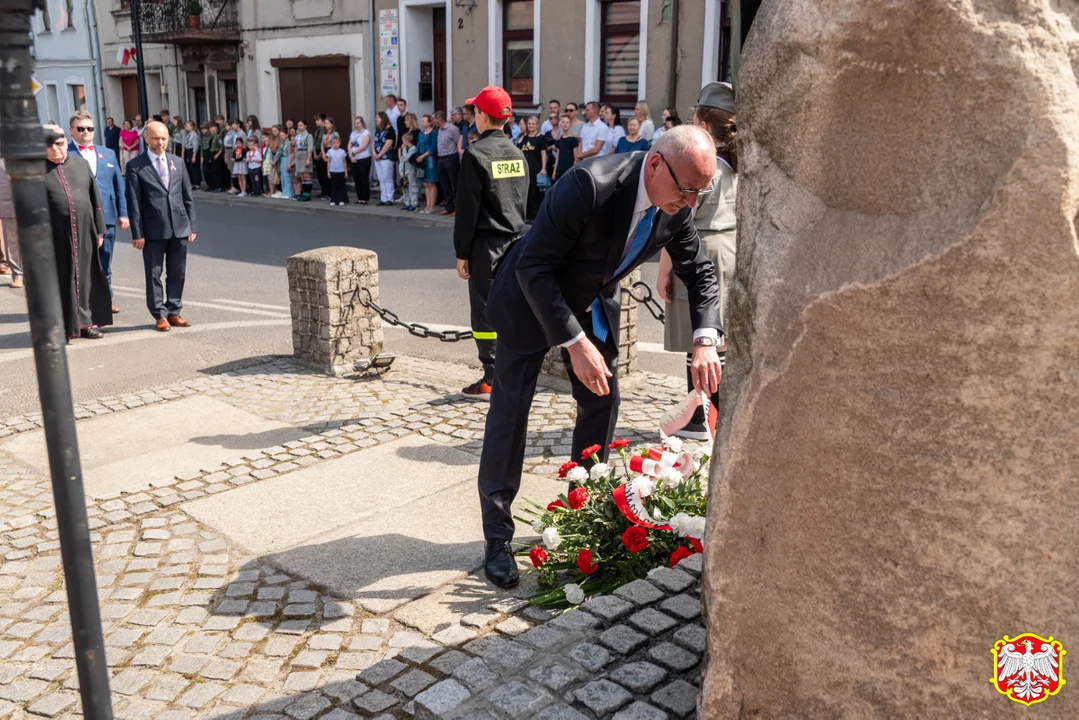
433, 9, 447, 114
121, 76, 139, 123
278, 66, 351, 129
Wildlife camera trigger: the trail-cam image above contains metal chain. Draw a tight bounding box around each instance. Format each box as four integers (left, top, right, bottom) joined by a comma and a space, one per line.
623, 281, 666, 323
359, 281, 666, 343
358, 289, 474, 342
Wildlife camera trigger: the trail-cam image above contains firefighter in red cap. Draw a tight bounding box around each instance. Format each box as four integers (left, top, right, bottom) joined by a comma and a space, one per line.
454, 86, 528, 400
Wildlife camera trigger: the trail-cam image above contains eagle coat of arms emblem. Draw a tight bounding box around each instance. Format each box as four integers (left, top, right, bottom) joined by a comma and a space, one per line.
991, 633, 1065, 705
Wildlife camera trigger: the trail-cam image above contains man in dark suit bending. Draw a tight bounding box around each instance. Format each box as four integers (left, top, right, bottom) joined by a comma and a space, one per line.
479, 125, 725, 587
125, 120, 197, 332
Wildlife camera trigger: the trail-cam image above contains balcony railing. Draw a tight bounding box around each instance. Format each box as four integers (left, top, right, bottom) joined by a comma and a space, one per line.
139, 0, 240, 45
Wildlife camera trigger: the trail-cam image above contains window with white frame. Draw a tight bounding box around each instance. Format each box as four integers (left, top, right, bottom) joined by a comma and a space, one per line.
600, 0, 640, 105
503, 0, 534, 104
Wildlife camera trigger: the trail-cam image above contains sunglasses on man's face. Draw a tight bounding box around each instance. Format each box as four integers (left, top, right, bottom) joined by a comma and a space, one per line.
74, 126, 94, 132
52, 140, 67, 147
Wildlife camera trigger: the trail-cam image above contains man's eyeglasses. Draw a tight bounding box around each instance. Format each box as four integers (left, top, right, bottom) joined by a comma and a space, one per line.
657, 152, 713, 196
74, 126, 94, 132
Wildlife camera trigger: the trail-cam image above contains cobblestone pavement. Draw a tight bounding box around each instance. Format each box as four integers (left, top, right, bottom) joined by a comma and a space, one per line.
0, 355, 698, 719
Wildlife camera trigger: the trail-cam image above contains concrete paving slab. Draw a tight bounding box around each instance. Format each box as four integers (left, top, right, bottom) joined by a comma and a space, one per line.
392, 570, 541, 636
184, 436, 565, 612
0, 396, 306, 499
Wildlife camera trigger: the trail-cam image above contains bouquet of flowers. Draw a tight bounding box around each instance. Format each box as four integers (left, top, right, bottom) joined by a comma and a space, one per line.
518, 435, 709, 607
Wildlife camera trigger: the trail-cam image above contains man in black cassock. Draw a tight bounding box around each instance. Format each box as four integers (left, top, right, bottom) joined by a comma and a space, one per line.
43, 125, 112, 340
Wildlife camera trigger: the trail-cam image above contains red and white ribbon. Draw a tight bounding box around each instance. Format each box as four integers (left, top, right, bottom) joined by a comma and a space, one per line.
628, 450, 695, 480
613, 482, 671, 530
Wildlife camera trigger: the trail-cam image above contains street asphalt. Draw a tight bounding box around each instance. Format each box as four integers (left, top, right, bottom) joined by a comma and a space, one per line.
0, 194, 683, 417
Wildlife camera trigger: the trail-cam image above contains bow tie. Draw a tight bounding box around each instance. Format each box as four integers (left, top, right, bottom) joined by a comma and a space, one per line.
78, 145, 94, 152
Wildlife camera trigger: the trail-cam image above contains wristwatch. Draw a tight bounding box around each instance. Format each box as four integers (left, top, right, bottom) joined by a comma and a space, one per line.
693, 336, 720, 348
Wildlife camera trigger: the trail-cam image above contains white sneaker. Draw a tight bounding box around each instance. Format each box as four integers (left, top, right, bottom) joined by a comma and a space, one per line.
237, 192, 246, 197
271, 192, 282, 199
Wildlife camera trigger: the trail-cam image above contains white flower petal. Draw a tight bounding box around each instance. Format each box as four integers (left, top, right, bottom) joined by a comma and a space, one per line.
663, 436, 684, 453
661, 468, 684, 489
531, 519, 545, 534
633, 476, 656, 498
566, 466, 589, 483
542, 527, 562, 550
589, 463, 611, 481
564, 583, 585, 605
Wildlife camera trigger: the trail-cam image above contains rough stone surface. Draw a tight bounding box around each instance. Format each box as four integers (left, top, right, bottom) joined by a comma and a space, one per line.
702, 2, 1079, 718
286, 246, 384, 375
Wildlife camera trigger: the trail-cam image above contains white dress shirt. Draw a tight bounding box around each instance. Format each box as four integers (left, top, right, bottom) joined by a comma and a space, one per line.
562, 170, 719, 347
579, 118, 609, 155
386, 106, 401, 129
151, 151, 170, 187
77, 144, 98, 176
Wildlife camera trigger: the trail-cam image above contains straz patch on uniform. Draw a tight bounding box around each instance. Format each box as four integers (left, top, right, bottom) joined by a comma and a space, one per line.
491, 159, 526, 179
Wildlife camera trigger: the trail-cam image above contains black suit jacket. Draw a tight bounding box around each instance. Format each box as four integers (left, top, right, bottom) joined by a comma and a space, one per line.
488, 152, 721, 353
124, 151, 196, 241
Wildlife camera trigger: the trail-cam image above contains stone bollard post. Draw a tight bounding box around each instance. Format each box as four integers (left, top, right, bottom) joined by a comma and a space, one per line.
540, 268, 641, 390
286, 247, 383, 376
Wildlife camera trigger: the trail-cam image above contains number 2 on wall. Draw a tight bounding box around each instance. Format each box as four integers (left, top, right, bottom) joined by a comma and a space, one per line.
458, 18, 464, 29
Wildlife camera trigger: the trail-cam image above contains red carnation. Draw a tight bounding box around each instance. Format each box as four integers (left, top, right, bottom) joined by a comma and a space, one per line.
622, 526, 649, 554
689, 537, 703, 554
529, 545, 548, 568
567, 487, 589, 510
669, 546, 693, 568
547, 499, 566, 512
609, 438, 630, 450
581, 444, 603, 460
576, 548, 599, 575
558, 461, 578, 479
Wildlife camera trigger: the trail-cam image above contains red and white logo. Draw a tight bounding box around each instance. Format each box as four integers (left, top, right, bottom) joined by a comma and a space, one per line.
991, 633, 1065, 706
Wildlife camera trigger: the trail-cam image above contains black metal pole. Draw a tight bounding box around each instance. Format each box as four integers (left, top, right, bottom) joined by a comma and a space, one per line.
129, 0, 149, 120
0, 2, 113, 718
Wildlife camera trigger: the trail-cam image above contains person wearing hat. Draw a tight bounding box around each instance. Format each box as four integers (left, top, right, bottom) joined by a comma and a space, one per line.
656, 81, 738, 440
454, 86, 529, 402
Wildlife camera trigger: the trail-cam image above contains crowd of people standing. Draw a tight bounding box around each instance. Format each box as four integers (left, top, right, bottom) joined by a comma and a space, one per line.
88, 96, 685, 221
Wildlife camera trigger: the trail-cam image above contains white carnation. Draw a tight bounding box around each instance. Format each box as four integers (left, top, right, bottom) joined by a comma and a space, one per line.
566, 466, 588, 484
661, 468, 684, 489
564, 583, 585, 605
531, 519, 545, 533
691, 447, 710, 463
662, 435, 683, 453
633, 475, 656, 498
542, 527, 562, 550
589, 463, 611, 481
686, 516, 707, 539
669, 512, 691, 536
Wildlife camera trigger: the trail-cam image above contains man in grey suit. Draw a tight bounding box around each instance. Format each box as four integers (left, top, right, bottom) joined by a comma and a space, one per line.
125, 120, 197, 332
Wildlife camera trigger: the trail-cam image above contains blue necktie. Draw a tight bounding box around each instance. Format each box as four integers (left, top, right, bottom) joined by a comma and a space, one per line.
591, 206, 656, 343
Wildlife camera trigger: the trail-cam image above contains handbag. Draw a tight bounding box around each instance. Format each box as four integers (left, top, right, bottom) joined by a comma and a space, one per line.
536, 172, 551, 191
410, 152, 425, 168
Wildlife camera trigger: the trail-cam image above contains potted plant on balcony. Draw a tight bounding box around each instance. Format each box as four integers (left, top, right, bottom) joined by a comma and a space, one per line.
187, 0, 202, 29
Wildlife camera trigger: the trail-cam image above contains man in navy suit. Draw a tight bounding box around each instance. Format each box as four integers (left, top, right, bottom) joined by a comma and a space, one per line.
125, 121, 197, 332
69, 111, 128, 313
477, 126, 725, 587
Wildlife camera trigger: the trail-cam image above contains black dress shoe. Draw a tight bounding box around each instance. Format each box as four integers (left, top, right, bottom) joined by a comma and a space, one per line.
79, 328, 103, 340
484, 539, 520, 589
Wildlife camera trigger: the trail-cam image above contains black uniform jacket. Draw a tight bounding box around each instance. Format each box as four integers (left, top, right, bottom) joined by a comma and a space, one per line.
487, 151, 721, 353
453, 129, 528, 267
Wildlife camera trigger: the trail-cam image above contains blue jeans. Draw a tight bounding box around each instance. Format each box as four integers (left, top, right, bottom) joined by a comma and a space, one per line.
99, 225, 116, 296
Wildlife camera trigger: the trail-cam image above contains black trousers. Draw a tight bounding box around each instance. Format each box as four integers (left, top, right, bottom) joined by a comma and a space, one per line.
477, 320, 620, 540
468, 249, 496, 382
214, 156, 229, 190
352, 158, 371, 202
330, 171, 347, 204
200, 157, 214, 190
437, 154, 459, 213
315, 158, 330, 196
143, 237, 188, 320
248, 167, 263, 196
184, 150, 201, 188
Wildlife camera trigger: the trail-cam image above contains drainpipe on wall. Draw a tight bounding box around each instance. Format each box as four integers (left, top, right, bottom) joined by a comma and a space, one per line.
667, 0, 680, 114
85, 0, 107, 142
369, 0, 378, 123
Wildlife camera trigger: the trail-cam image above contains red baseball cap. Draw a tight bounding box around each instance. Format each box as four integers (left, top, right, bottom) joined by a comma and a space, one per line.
466, 86, 513, 120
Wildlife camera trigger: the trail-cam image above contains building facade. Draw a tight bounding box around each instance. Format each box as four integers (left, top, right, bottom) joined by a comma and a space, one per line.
372, 0, 735, 125
87, 0, 753, 132
30, 0, 107, 139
